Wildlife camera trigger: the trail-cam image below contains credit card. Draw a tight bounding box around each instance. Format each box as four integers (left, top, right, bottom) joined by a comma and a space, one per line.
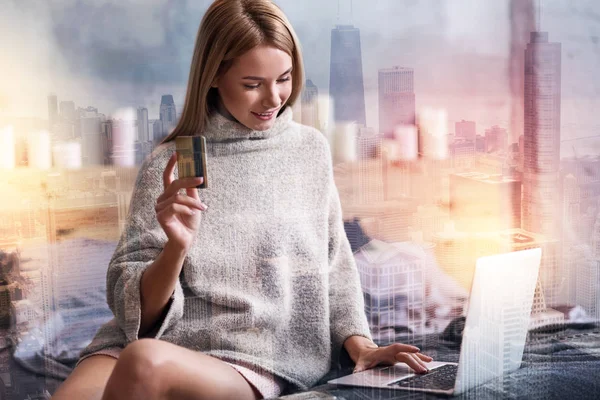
175, 135, 208, 189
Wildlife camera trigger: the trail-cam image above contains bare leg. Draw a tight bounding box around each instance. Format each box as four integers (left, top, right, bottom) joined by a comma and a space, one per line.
52, 355, 117, 400
101, 339, 262, 400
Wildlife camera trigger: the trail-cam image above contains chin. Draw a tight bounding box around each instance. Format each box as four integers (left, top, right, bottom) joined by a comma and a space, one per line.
254, 123, 273, 131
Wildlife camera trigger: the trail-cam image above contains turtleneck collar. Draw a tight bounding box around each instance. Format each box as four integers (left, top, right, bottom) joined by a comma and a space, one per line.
201, 106, 293, 142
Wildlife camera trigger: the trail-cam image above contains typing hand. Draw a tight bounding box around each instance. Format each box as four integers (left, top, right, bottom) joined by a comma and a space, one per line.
352, 343, 433, 375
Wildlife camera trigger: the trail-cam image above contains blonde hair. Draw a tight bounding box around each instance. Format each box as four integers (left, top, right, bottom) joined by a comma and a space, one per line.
162, 0, 304, 143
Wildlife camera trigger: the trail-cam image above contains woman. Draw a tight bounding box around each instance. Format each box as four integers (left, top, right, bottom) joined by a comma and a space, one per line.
53, 1, 432, 399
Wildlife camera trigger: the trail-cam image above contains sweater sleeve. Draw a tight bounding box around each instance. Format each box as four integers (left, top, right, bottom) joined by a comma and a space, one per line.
106, 146, 185, 343
325, 160, 373, 363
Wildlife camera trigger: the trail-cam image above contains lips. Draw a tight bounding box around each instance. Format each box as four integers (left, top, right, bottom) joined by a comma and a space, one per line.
251, 110, 277, 121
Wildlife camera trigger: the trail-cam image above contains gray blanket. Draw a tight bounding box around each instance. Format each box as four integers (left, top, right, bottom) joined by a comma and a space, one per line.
303, 322, 600, 399
8, 319, 600, 399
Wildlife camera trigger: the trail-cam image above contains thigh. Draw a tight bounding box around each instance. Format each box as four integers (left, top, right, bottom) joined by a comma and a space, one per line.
112, 339, 261, 400
52, 355, 118, 400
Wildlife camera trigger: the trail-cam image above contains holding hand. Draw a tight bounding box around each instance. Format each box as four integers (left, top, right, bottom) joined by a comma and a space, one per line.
352, 343, 433, 374
155, 152, 208, 253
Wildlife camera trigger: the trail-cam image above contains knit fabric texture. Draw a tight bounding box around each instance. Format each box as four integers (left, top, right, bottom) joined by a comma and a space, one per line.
79, 105, 373, 391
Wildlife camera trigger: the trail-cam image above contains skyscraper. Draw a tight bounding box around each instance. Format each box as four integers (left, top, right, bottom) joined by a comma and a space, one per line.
47, 94, 58, 127
301, 79, 319, 129
80, 107, 104, 166
378, 67, 415, 139
562, 174, 581, 305
153, 119, 164, 146
137, 107, 149, 143
159, 95, 177, 140
522, 32, 561, 238
329, 25, 366, 126
484, 125, 508, 153
59, 101, 76, 122
455, 120, 476, 142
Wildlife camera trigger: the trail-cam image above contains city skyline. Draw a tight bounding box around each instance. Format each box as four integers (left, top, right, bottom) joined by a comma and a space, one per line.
0, 1, 599, 398
2, 0, 599, 153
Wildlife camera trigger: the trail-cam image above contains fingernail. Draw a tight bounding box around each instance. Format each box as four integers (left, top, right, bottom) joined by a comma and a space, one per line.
201, 203, 208, 210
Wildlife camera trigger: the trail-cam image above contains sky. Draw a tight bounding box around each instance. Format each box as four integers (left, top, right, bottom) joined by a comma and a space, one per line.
0, 0, 599, 155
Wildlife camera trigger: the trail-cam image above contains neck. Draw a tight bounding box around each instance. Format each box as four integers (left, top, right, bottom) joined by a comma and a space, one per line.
215, 95, 238, 123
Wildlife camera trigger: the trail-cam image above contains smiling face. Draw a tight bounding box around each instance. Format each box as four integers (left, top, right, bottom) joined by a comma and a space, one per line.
212, 45, 293, 131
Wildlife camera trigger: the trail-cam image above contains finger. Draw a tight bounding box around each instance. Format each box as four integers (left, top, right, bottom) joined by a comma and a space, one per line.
396, 353, 427, 374
416, 352, 433, 362
390, 343, 420, 354
155, 194, 206, 213
186, 186, 201, 201
163, 153, 178, 191
408, 353, 429, 372
156, 203, 197, 220
157, 177, 204, 203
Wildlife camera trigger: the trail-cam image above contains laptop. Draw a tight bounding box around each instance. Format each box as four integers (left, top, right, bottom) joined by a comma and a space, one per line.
328, 247, 542, 396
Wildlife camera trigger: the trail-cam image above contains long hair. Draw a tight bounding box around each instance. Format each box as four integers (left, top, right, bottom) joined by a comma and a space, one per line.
161, 0, 305, 143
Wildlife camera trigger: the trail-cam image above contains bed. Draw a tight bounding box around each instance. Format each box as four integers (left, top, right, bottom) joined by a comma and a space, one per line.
2, 237, 600, 399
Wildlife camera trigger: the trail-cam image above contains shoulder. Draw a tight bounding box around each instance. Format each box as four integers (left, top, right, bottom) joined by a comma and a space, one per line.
288, 121, 333, 166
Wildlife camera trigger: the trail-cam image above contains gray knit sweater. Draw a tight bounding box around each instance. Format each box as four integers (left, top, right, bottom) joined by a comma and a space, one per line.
79, 106, 372, 390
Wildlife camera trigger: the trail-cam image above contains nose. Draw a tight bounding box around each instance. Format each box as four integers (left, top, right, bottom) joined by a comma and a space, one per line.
262, 83, 281, 110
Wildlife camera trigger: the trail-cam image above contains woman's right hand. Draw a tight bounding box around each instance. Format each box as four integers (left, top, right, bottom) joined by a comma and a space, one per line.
155, 152, 207, 252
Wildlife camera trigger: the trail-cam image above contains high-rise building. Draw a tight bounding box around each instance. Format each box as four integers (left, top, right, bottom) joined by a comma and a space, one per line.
80, 107, 104, 166
561, 173, 581, 305
47, 94, 58, 127
577, 256, 600, 322
357, 132, 383, 205
484, 125, 508, 153
449, 138, 476, 171
159, 95, 177, 141
378, 67, 415, 139
152, 119, 164, 146
354, 240, 425, 342
592, 199, 600, 259
136, 107, 149, 143
112, 109, 136, 167
301, 79, 319, 129
455, 120, 476, 142
522, 32, 561, 238
59, 101, 76, 122
329, 25, 366, 126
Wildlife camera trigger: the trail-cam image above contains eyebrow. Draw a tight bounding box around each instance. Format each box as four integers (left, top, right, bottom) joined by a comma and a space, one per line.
241, 67, 293, 81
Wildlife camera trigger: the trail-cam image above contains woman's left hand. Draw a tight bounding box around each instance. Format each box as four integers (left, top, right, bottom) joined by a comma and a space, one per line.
352, 343, 433, 374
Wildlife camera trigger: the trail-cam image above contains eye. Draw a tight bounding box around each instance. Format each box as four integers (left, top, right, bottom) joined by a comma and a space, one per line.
243, 77, 291, 90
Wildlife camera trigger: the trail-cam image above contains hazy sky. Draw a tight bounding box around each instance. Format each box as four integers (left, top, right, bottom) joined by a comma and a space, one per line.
1, 0, 599, 154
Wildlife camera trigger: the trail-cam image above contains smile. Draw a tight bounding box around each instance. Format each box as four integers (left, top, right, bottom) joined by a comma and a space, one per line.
251, 111, 275, 120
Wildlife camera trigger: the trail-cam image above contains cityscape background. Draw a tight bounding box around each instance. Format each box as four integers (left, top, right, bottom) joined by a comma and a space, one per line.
0, 0, 599, 398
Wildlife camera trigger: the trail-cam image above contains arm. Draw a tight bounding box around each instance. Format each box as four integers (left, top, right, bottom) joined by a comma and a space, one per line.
325, 157, 374, 365
138, 240, 187, 337
107, 148, 185, 343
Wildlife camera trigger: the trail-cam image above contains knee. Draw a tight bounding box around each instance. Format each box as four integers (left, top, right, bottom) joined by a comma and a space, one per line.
105, 339, 168, 399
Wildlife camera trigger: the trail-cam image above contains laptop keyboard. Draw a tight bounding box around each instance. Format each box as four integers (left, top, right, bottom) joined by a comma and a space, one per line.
388, 364, 458, 391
